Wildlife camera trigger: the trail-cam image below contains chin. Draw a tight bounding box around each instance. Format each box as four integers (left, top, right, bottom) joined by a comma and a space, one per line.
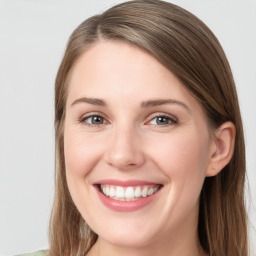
99, 230, 156, 248
91, 216, 162, 248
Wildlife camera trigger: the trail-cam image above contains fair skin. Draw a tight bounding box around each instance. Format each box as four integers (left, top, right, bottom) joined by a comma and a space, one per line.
64, 41, 235, 256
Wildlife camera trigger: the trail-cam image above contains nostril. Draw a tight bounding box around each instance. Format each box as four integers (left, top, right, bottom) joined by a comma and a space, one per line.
105, 157, 140, 170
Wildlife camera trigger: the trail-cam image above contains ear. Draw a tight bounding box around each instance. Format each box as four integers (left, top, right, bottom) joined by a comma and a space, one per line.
206, 121, 236, 177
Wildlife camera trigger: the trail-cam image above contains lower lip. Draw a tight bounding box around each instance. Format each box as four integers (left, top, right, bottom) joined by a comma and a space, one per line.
95, 186, 161, 212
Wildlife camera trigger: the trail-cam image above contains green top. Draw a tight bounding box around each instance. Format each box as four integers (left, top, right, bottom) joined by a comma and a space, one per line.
16, 250, 47, 256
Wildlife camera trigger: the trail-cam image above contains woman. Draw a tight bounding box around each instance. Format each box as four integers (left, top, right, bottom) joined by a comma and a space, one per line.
19, 0, 248, 255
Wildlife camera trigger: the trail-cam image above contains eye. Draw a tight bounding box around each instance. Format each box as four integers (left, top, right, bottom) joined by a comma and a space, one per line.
148, 114, 177, 126
81, 115, 108, 126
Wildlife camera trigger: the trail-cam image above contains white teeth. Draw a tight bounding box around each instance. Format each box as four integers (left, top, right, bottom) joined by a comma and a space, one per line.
141, 187, 148, 197
125, 187, 134, 199
100, 185, 160, 201
135, 186, 142, 197
153, 186, 158, 193
116, 186, 125, 198
110, 187, 115, 197
148, 188, 153, 196
106, 187, 110, 196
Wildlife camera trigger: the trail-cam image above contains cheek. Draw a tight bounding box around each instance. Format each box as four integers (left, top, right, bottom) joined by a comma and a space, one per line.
64, 130, 103, 178
149, 129, 210, 189
149, 131, 210, 222
63, 129, 105, 215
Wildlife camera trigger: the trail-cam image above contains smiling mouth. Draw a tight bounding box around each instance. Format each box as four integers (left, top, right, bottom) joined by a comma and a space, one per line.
97, 184, 162, 201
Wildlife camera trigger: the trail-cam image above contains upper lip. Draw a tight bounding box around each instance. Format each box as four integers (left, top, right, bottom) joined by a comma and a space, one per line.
93, 179, 161, 186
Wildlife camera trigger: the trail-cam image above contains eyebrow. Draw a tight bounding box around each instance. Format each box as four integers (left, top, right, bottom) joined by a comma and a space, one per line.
71, 97, 106, 107
71, 97, 190, 112
141, 99, 190, 112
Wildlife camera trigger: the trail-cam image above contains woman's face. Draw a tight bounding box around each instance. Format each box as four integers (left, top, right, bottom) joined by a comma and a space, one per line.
64, 41, 214, 248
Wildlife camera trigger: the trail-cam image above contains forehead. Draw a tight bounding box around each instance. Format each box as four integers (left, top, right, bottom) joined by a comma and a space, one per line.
66, 40, 200, 111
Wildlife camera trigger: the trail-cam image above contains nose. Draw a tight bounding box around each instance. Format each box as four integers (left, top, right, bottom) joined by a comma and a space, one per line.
103, 125, 145, 170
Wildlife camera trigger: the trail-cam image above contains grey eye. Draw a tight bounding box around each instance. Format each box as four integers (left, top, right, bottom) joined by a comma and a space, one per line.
84, 115, 107, 125
149, 115, 176, 126
155, 116, 170, 125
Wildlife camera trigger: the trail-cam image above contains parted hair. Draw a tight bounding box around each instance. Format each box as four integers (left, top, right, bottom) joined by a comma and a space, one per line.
49, 1, 248, 255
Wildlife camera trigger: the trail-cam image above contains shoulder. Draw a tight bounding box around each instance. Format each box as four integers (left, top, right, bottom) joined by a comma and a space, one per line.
15, 250, 47, 256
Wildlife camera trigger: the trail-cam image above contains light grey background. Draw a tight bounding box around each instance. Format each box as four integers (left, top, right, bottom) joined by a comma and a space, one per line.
0, 0, 255, 255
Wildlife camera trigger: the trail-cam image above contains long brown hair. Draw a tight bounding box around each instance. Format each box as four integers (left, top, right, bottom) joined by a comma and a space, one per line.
49, 1, 248, 255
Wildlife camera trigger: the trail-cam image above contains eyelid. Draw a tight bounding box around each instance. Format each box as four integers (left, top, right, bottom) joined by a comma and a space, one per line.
145, 112, 178, 126
79, 112, 109, 125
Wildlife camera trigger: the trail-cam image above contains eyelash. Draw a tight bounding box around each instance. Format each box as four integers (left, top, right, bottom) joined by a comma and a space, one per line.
79, 113, 108, 127
147, 113, 178, 126
79, 113, 178, 127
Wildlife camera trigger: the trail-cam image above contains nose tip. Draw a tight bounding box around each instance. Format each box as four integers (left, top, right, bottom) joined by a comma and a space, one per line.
106, 152, 142, 170
103, 130, 145, 170
106, 156, 140, 170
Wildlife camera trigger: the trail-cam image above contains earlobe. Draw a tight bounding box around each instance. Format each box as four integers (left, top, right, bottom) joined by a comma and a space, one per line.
206, 121, 236, 177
